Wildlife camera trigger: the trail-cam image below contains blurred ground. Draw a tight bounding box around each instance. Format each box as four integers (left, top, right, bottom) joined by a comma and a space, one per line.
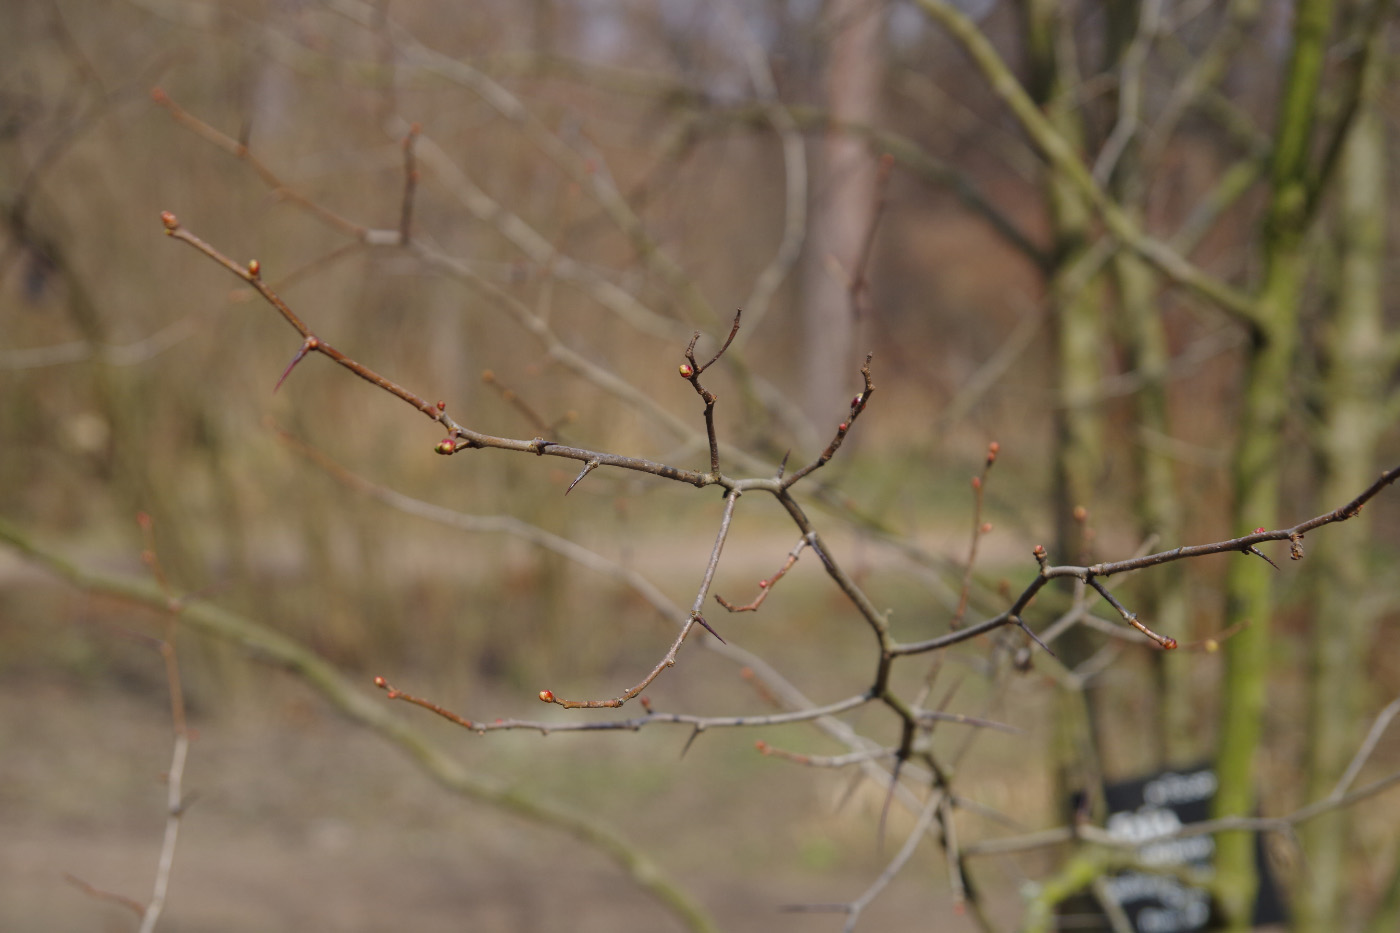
0, 666, 1032, 933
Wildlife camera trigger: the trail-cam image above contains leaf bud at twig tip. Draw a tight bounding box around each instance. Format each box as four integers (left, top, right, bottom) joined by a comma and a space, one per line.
150, 86, 167, 102
988, 441, 1000, 455
247, 259, 260, 277
755, 740, 768, 752
758, 580, 768, 588
1072, 505, 1088, 523
1162, 638, 1178, 650
538, 689, 555, 703
678, 363, 693, 378
980, 522, 993, 534
373, 676, 387, 689
1033, 544, 1046, 557
481, 370, 495, 383
434, 438, 455, 455
136, 511, 152, 530
640, 696, 651, 711
971, 476, 981, 490
160, 211, 178, 231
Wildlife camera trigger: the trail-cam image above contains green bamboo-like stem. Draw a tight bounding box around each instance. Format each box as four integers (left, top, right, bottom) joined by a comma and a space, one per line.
1213, 0, 1335, 926
0, 517, 720, 933
913, 0, 1261, 325
1113, 236, 1196, 767
1296, 26, 1389, 931
1016, 0, 1109, 826
1021, 848, 1113, 933
1099, 0, 1196, 769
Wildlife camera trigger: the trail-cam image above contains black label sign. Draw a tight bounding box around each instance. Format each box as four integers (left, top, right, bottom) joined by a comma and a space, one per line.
1075, 765, 1287, 932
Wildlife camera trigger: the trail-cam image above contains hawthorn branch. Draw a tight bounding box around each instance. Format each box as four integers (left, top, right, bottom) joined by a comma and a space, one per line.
892, 464, 1400, 657
539, 489, 740, 709
715, 538, 807, 612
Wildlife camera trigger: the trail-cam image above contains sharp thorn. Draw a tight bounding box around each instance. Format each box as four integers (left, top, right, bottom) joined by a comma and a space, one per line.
693, 613, 725, 644
876, 756, 903, 855
1016, 618, 1056, 658
566, 460, 598, 495
679, 726, 703, 759
1247, 545, 1281, 571
274, 340, 315, 392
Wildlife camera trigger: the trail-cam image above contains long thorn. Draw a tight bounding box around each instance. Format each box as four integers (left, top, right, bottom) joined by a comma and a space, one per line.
1015, 618, 1056, 657
566, 459, 600, 495
1246, 545, 1281, 571
274, 337, 318, 392
692, 613, 725, 644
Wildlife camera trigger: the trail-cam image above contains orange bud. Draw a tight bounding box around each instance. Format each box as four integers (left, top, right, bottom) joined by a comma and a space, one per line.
538, 689, 555, 703
678, 363, 694, 378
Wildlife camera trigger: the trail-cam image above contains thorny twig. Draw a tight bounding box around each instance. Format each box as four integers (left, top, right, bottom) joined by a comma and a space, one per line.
149, 46, 1400, 923
715, 538, 807, 612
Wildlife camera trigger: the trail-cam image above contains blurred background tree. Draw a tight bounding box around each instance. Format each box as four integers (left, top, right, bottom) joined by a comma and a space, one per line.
1, 0, 1398, 930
